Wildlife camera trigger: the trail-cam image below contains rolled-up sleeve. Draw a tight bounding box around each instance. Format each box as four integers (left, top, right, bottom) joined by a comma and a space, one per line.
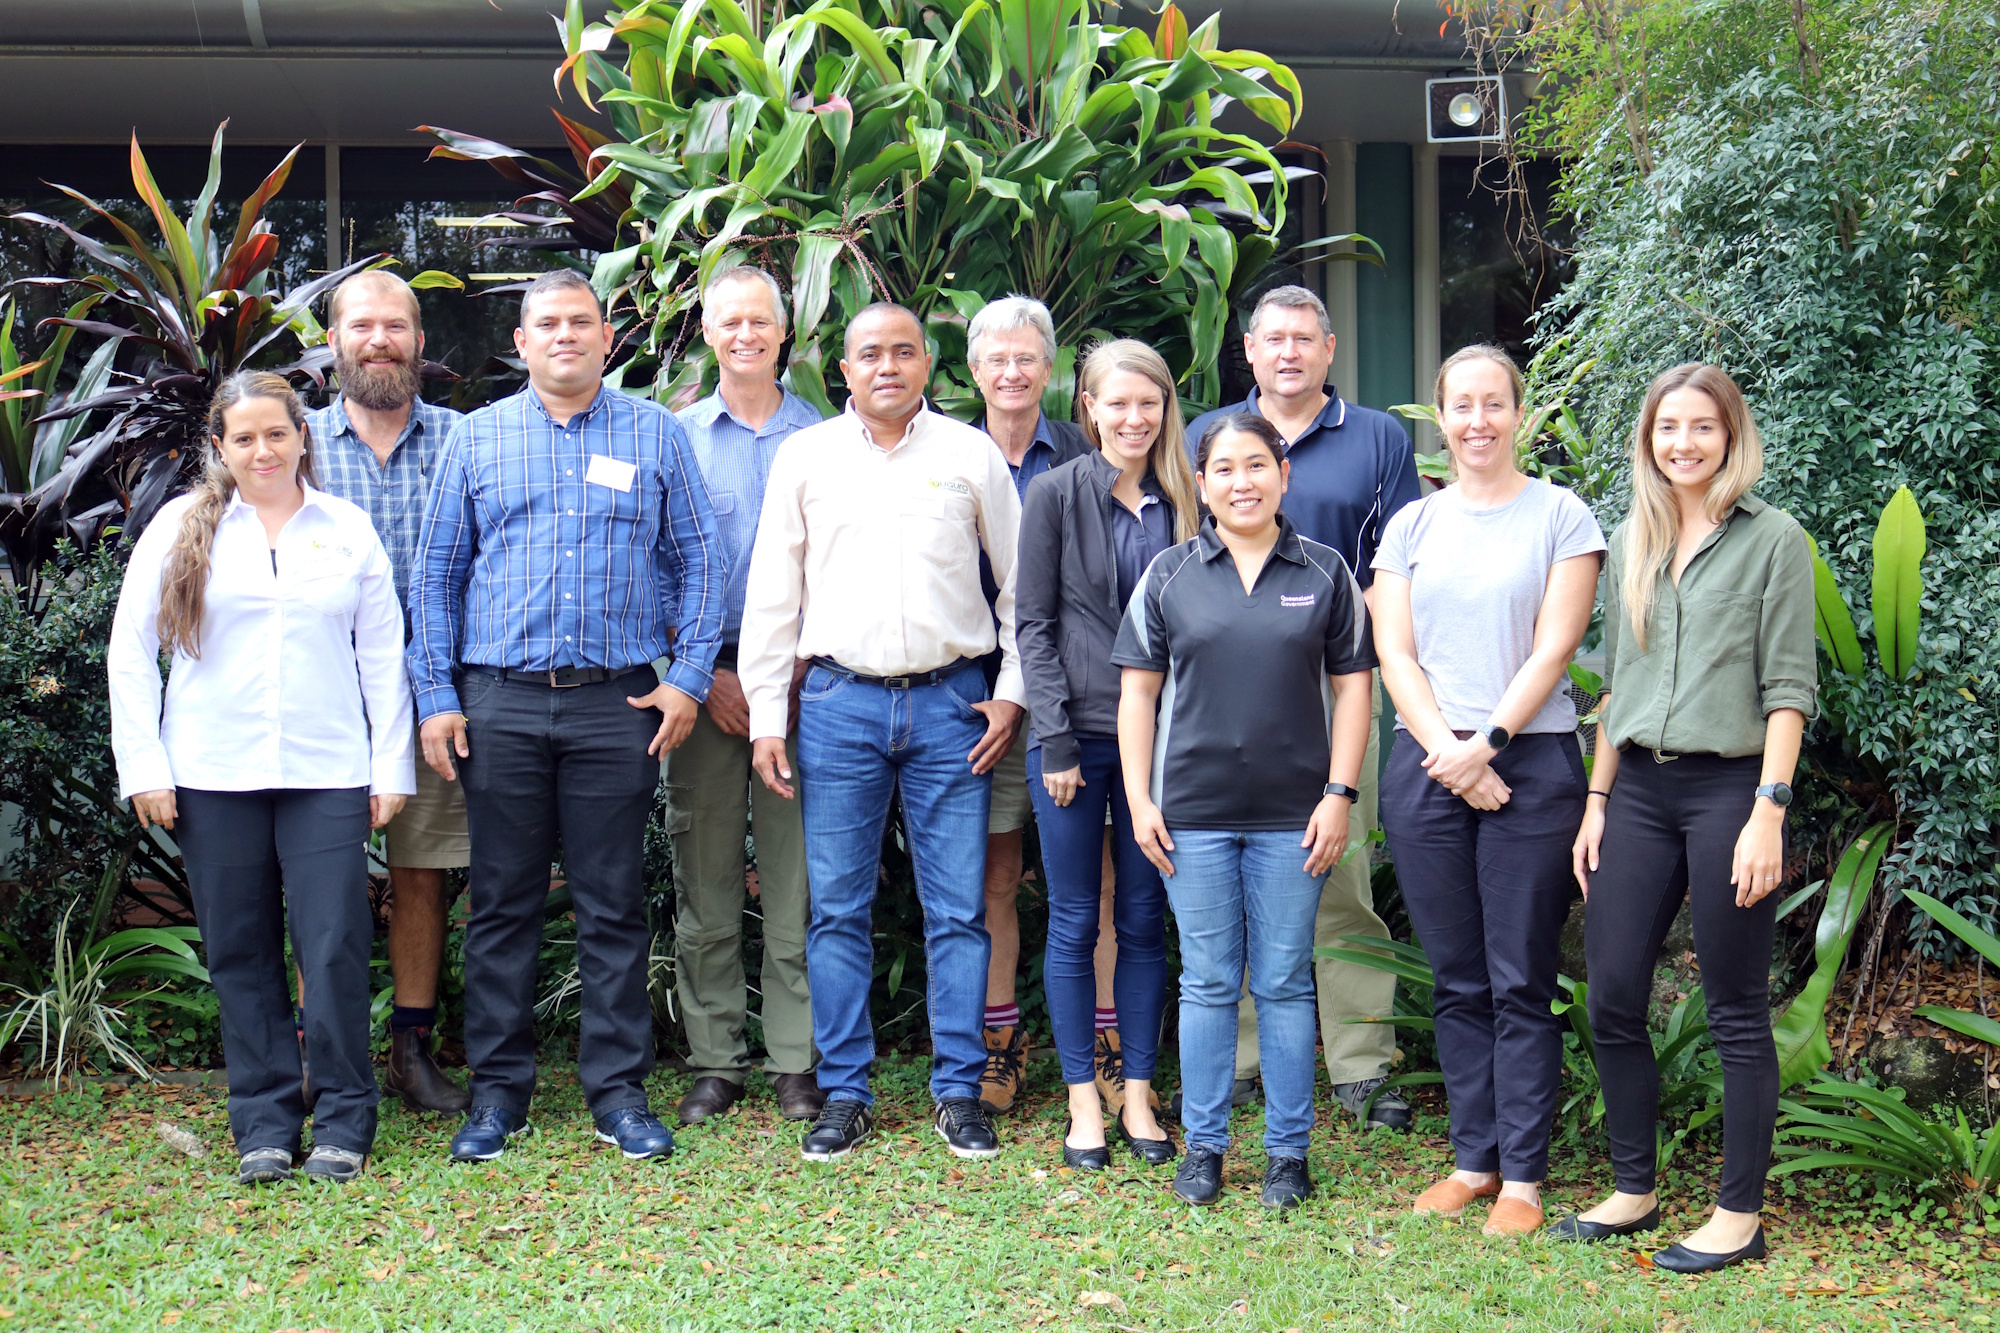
1756, 524, 1819, 720
408, 422, 476, 722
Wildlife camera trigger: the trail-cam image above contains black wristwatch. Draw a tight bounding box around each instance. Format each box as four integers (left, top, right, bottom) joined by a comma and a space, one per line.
1755, 782, 1793, 808
1323, 782, 1360, 801
1477, 723, 1511, 751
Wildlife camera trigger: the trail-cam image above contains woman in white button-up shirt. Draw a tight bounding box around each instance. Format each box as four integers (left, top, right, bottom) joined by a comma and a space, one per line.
108, 371, 414, 1185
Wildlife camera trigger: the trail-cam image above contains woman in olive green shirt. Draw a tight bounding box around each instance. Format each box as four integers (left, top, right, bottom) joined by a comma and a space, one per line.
1553, 363, 1816, 1273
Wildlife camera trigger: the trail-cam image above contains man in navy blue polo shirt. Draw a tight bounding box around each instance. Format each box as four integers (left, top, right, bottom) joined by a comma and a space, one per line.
1185, 284, 1420, 1131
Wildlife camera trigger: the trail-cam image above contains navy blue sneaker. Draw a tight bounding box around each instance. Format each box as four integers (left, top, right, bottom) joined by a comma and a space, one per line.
594, 1107, 675, 1160
449, 1106, 531, 1163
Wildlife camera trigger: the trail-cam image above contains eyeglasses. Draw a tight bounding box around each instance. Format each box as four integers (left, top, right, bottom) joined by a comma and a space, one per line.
978, 354, 1047, 373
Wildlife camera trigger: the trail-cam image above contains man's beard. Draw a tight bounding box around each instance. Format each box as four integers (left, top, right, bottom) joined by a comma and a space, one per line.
335, 348, 422, 411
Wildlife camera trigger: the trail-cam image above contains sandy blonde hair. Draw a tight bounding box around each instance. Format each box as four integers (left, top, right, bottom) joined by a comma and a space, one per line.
1620, 363, 1763, 649
1076, 340, 1201, 542
1433, 342, 1525, 411
327, 269, 422, 331
157, 372, 317, 658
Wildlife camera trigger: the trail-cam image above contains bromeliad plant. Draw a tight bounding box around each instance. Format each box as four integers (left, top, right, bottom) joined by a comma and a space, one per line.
0, 121, 388, 584
427, 0, 1363, 415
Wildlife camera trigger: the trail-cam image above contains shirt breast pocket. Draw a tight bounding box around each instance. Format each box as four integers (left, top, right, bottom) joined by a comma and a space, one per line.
294, 559, 361, 620
1686, 588, 1762, 667
707, 490, 737, 517
902, 492, 975, 570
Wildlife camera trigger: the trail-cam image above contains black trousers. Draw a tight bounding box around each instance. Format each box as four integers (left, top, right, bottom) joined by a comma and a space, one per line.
176, 786, 378, 1156
1585, 749, 1777, 1212
457, 666, 662, 1119
1380, 731, 1585, 1181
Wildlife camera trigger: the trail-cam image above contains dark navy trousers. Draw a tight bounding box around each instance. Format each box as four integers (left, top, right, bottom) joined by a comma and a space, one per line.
1380, 731, 1586, 1182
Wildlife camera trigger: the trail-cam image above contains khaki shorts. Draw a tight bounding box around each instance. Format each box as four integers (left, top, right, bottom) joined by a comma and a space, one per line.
989, 739, 1032, 835
383, 732, 471, 870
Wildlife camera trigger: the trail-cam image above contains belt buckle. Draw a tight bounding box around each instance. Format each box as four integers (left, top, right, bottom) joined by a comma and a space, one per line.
1653, 748, 1680, 764
548, 669, 583, 689
882, 675, 913, 690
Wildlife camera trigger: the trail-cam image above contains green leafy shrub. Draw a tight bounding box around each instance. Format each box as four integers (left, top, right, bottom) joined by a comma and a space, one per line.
1524, 1, 2000, 923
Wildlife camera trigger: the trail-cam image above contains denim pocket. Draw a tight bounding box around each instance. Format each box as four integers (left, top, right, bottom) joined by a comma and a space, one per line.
798, 664, 847, 703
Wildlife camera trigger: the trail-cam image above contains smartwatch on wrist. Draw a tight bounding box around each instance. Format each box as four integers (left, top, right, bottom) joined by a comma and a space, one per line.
1755, 782, 1793, 808
1477, 723, 1511, 751
1323, 782, 1360, 802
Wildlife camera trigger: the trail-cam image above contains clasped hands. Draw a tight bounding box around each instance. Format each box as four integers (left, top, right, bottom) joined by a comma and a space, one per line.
1422, 733, 1512, 811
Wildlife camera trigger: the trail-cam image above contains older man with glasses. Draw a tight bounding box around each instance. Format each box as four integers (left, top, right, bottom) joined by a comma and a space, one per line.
960, 298, 1137, 1121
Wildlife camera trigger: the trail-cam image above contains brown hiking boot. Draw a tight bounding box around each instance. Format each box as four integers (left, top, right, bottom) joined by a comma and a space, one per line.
977, 1025, 1028, 1114
1093, 1028, 1126, 1115
382, 1027, 472, 1114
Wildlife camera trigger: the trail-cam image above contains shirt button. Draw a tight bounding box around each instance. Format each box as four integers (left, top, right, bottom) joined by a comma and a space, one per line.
566, 551, 573, 558
564, 593, 572, 599
567, 509, 574, 516
566, 469, 573, 476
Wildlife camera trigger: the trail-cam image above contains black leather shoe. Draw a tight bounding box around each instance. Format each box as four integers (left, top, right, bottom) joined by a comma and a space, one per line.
1547, 1205, 1662, 1243
772, 1072, 826, 1121
1652, 1226, 1766, 1273
802, 1099, 875, 1161
1061, 1117, 1110, 1171
450, 1106, 531, 1163
1173, 1145, 1223, 1206
934, 1097, 1000, 1159
383, 1028, 472, 1114
676, 1076, 744, 1125
1115, 1105, 1178, 1165
1260, 1155, 1312, 1210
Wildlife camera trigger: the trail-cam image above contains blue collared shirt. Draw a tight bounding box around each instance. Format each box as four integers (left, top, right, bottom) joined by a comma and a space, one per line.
1186, 387, 1420, 589
1001, 411, 1065, 502
675, 387, 825, 640
407, 384, 725, 721
307, 396, 462, 616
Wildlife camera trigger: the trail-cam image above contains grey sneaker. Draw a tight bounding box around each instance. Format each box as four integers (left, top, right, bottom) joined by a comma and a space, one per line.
1332, 1077, 1412, 1131
238, 1147, 294, 1184
302, 1144, 366, 1182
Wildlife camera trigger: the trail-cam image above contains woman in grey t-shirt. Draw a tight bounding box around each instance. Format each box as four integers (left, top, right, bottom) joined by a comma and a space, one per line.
1370, 345, 1605, 1236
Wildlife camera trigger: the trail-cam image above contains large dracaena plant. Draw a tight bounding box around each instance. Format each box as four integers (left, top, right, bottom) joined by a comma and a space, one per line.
0, 121, 388, 585
427, 0, 1356, 416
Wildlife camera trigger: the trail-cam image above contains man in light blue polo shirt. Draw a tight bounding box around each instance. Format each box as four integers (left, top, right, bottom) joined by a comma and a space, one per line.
669, 266, 827, 1128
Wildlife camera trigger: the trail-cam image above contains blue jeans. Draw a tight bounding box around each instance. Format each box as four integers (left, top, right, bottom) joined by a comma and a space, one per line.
1027, 737, 1167, 1087
795, 661, 992, 1105
1165, 828, 1326, 1157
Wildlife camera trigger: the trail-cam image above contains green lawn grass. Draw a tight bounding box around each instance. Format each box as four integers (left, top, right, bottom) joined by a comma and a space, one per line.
3, 1055, 1991, 1331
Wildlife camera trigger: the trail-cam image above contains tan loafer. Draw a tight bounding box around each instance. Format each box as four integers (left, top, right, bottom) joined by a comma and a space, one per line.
1482, 1197, 1546, 1236
1413, 1176, 1502, 1218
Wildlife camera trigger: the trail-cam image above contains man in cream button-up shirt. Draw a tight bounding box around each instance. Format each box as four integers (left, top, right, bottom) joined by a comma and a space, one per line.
739, 302, 1024, 1163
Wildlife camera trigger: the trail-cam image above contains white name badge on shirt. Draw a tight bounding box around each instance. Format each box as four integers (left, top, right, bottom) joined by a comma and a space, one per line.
585, 454, 636, 493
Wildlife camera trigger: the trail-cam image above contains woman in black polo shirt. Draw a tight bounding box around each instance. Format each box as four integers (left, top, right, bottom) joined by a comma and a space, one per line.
1554, 363, 1815, 1272
1112, 413, 1375, 1210
1017, 340, 1200, 1171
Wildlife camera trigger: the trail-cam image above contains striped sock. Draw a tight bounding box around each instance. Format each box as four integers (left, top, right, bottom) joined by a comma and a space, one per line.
984, 1003, 1020, 1032
1094, 1007, 1118, 1033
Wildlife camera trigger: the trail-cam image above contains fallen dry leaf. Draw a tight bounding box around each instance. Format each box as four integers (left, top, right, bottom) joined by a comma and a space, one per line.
1077, 1291, 1127, 1312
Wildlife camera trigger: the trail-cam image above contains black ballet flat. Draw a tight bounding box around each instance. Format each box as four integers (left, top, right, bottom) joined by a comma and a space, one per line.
1061, 1117, 1110, 1171
1651, 1225, 1766, 1273
1115, 1105, 1179, 1166
1546, 1205, 1661, 1243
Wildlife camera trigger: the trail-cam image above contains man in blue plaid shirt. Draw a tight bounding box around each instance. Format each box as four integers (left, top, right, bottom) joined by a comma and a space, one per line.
309, 271, 472, 1118
409, 270, 725, 1165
